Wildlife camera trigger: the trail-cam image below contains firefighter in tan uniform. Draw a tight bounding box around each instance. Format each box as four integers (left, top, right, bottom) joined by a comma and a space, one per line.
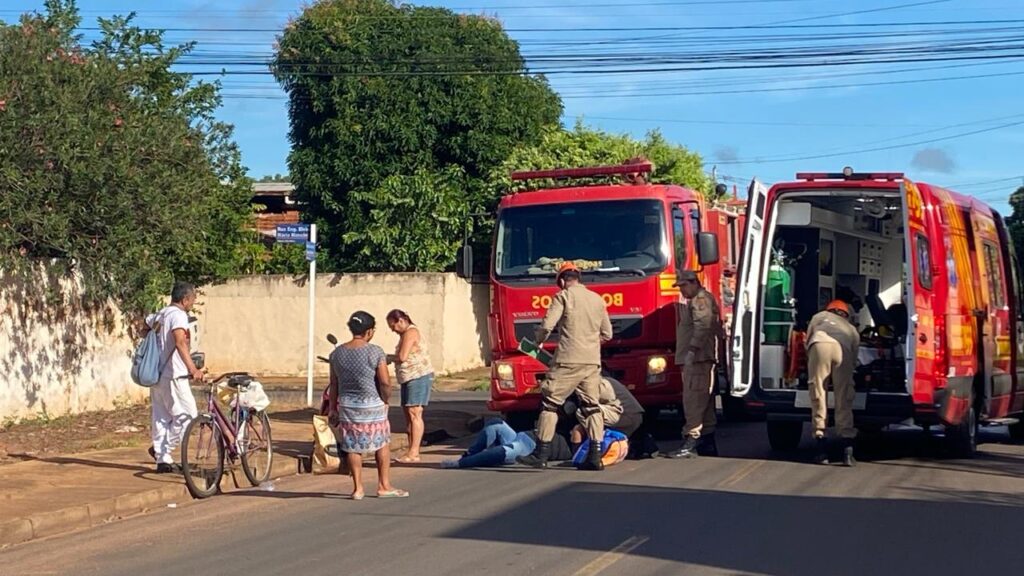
806, 299, 860, 467
667, 270, 725, 459
518, 262, 613, 471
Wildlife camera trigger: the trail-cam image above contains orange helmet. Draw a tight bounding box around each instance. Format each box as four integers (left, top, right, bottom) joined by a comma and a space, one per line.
826, 300, 851, 316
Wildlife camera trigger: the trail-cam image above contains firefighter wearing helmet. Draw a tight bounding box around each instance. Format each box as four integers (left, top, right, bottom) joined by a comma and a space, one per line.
806, 299, 861, 466
518, 261, 613, 471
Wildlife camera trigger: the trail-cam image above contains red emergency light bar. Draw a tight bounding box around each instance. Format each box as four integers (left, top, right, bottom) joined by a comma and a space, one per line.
510, 162, 653, 182
796, 169, 904, 182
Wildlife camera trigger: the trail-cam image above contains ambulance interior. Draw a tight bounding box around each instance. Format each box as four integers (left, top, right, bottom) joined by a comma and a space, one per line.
759, 192, 910, 394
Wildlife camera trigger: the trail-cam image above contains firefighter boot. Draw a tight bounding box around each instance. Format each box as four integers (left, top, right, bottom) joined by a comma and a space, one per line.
696, 433, 719, 457
578, 441, 605, 471
813, 437, 830, 465
842, 439, 857, 467
666, 436, 699, 459
516, 441, 551, 469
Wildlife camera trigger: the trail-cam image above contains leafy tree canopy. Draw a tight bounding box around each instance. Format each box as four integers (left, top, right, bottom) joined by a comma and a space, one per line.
1007, 185, 1024, 266
492, 120, 712, 197
273, 0, 562, 271
0, 1, 253, 315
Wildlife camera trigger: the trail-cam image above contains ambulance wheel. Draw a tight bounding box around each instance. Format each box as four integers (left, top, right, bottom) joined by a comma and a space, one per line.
944, 402, 978, 458
766, 420, 803, 452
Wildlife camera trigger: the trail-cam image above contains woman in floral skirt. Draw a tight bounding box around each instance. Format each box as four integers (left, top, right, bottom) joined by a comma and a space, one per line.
328, 311, 408, 500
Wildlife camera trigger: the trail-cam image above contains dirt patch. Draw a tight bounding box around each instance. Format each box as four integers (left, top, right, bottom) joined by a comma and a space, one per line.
434, 367, 491, 392
0, 399, 312, 467
0, 401, 152, 466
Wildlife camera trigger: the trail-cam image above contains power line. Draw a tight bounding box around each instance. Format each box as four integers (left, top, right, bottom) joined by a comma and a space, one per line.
764, 0, 951, 26
71, 18, 1024, 33
714, 119, 1024, 165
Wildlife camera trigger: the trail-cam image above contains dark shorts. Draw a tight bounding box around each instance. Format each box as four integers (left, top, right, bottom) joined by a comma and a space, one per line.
401, 374, 434, 406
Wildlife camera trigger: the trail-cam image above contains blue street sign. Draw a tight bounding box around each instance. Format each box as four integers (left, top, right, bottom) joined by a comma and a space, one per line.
305, 241, 316, 262
276, 223, 310, 243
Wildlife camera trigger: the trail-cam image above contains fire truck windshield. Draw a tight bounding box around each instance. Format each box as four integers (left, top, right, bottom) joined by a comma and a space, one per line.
494, 199, 668, 280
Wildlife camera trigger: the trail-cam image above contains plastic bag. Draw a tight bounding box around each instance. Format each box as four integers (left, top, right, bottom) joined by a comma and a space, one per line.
237, 381, 271, 411
217, 381, 271, 412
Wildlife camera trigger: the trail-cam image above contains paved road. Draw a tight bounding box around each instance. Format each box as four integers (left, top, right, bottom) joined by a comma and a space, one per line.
3, 419, 1023, 576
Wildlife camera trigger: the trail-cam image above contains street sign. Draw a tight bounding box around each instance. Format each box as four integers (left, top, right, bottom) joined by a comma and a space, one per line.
305, 241, 316, 262
275, 223, 310, 243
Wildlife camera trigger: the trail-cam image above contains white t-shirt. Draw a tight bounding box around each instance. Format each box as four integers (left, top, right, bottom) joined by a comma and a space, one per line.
146, 305, 191, 380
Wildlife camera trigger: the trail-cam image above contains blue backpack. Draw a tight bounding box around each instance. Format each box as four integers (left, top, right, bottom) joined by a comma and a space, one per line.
572, 429, 630, 468
131, 314, 170, 387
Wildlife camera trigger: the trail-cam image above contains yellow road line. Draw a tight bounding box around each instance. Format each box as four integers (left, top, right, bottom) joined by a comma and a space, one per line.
573, 535, 651, 576
719, 460, 765, 488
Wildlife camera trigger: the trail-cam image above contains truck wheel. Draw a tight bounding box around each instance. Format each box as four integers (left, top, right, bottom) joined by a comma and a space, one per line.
503, 411, 537, 432
766, 420, 803, 452
1009, 420, 1024, 442
944, 400, 978, 458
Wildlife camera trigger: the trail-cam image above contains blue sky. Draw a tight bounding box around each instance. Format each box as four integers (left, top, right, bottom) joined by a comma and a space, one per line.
4, 0, 1023, 213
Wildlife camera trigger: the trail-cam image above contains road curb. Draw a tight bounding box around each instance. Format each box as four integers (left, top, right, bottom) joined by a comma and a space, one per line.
0, 452, 300, 550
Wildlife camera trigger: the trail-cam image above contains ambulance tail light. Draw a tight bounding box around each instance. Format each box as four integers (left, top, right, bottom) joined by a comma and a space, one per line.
934, 315, 948, 382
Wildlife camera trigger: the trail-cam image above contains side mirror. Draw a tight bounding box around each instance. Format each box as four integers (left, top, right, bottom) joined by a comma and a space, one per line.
697, 232, 720, 266
326, 333, 338, 345
191, 352, 206, 370
456, 245, 473, 279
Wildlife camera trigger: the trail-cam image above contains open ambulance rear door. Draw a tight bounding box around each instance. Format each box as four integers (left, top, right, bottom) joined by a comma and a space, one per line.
730, 179, 771, 398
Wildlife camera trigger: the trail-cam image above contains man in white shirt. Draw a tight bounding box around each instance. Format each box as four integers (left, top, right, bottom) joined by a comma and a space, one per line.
146, 282, 205, 473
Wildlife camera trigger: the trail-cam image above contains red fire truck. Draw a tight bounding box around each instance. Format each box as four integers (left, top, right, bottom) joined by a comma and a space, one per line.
730, 169, 1024, 455
458, 162, 741, 429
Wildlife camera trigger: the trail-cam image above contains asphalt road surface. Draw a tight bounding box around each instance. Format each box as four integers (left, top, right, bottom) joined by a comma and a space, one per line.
3, 418, 1023, 576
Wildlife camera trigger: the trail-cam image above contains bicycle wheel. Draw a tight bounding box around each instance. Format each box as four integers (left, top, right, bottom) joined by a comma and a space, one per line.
240, 410, 274, 487
182, 414, 225, 499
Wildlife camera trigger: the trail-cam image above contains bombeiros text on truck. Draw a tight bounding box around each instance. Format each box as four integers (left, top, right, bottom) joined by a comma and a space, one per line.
729, 167, 1024, 456
456, 161, 745, 429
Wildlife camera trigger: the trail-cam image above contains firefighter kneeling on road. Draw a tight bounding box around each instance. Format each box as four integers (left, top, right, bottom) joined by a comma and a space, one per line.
518, 262, 613, 471
667, 270, 725, 459
807, 299, 860, 467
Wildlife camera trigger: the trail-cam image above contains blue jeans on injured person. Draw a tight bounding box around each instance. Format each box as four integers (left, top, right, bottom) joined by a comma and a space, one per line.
457, 418, 536, 468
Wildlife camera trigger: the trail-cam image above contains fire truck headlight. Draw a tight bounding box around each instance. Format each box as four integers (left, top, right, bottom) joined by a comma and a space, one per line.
496, 362, 514, 382
647, 356, 667, 376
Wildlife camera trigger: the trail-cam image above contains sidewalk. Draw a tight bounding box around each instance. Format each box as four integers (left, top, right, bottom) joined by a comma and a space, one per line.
0, 392, 492, 549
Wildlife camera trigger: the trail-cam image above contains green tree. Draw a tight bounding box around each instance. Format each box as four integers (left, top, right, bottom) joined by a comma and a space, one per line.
273, 0, 562, 271
0, 1, 253, 315
492, 121, 711, 197
256, 173, 290, 182
1007, 185, 1024, 266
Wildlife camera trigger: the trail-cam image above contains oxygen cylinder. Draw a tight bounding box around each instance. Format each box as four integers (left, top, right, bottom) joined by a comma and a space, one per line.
764, 263, 794, 344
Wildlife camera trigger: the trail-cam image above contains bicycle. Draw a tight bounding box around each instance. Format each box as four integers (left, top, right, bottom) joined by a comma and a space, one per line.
181, 372, 274, 499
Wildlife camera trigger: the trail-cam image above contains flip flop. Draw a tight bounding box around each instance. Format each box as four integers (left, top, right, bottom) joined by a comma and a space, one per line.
395, 456, 421, 464
377, 489, 409, 499
350, 492, 365, 501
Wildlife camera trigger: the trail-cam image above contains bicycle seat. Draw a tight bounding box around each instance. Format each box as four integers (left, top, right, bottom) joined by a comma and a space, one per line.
226, 374, 254, 389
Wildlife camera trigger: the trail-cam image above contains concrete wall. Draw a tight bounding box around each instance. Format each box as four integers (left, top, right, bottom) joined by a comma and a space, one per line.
0, 267, 144, 420
196, 274, 490, 377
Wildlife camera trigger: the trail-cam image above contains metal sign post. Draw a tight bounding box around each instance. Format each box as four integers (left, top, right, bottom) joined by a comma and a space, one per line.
275, 223, 317, 407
